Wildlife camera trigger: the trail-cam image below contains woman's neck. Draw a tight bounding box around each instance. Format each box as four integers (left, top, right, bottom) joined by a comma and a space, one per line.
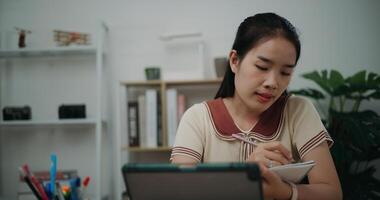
223, 96, 261, 131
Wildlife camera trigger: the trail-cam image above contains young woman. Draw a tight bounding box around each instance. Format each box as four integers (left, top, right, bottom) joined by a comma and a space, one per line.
171, 13, 342, 200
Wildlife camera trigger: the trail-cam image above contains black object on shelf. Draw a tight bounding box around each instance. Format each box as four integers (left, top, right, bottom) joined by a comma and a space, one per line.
58, 104, 86, 119
2, 106, 32, 120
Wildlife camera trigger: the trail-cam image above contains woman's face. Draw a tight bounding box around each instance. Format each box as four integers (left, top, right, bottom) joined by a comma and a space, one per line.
229, 36, 297, 113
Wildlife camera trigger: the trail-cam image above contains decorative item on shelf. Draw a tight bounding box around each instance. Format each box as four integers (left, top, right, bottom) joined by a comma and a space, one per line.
53, 30, 91, 46
214, 57, 228, 78
2, 105, 31, 121
58, 104, 86, 119
145, 66, 161, 80
15, 27, 32, 48
159, 31, 207, 80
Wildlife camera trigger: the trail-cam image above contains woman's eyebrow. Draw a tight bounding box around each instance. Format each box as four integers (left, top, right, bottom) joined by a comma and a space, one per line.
257, 55, 295, 68
257, 56, 273, 64
284, 64, 295, 68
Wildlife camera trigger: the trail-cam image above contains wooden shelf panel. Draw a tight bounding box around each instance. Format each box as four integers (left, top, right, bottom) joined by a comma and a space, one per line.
121, 80, 162, 86
165, 78, 222, 86
121, 78, 222, 87
124, 146, 172, 152
0, 119, 99, 127
0, 46, 97, 58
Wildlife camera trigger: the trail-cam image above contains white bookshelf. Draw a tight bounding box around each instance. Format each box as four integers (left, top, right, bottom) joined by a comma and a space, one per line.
0, 22, 108, 200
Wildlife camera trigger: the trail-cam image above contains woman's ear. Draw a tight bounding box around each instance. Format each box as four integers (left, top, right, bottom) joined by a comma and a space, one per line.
229, 50, 239, 73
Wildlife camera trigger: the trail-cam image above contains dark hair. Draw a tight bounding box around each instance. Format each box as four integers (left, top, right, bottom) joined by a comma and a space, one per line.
215, 13, 301, 98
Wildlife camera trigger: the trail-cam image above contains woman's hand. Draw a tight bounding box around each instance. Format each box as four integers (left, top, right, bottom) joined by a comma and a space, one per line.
259, 163, 293, 200
246, 141, 293, 167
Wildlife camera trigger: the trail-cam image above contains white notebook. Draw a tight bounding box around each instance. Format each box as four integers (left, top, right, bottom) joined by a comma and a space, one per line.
269, 160, 315, 183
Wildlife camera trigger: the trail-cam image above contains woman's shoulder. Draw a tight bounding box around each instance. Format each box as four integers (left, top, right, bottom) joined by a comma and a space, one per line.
187, 101, 208, 111
182, 101, 209, 118
287, 94, 314, 106
286, 94, 316, 112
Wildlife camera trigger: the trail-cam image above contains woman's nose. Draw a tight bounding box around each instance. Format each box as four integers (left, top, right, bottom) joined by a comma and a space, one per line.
263, 72, 279, 90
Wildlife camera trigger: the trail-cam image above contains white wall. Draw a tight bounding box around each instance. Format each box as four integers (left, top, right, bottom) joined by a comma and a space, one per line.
1, 0, 379, 199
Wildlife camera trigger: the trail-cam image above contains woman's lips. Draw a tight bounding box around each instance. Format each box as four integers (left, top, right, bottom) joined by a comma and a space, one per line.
255, 92, 273, 103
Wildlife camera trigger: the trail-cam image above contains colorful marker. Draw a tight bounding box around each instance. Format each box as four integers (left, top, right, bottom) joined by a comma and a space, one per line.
81, 176, 91, 199
50, 153, 57, 199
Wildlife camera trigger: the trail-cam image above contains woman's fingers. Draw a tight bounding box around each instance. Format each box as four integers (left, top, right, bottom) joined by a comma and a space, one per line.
266, 159, 282, 168
259, 163, 282, 197
248, 149, 290, 167
265, 150, 291, 165
263, 141, 293, 160
260, 163, 277, 182
246, 141, 293, 166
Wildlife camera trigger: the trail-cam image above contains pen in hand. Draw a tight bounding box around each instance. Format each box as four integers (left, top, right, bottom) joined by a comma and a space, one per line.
233, 133, 294, 164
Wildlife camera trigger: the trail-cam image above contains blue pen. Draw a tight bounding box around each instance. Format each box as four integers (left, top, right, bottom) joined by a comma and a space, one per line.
70, 177, 81, 200
50, 153, 57, 199
45, 182, 52, 199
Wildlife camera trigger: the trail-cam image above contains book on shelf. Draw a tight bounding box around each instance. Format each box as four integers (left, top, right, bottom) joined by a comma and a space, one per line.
127, 102, 139, 147
269, 160, 315, 183
137, 95, 147, 147
157, 92, 163, 147
145, 89, 158, 148
166, 88, 178, 147
177, 94, 186, 123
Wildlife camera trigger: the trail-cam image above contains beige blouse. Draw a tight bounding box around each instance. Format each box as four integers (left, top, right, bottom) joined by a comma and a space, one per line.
171, 94, 333, 163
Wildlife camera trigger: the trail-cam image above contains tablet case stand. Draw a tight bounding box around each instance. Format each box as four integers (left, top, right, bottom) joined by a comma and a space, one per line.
122, 163, 263, 200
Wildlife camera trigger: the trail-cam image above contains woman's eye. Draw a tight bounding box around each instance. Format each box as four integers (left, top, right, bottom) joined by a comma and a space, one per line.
281, 71, 291, 76
255, 65, 268, 71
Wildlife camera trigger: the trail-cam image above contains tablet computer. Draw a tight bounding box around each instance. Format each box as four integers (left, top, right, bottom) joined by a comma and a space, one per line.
122, 162, 263, 200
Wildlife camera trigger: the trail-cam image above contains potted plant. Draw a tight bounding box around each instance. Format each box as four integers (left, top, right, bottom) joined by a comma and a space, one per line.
290, 70, 380, 199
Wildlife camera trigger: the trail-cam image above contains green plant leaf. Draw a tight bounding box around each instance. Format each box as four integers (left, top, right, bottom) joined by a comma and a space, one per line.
367, 146, 380, 160
289, 88, 325, 99
302, 71, 332, 94
346, 70, 369, 94
367, 72, 380, 89
340, 166, 380, 199
298, 69, 380, 198
333, 84, 350, 96
368, 91, 380, 99
329, 70, 345, 89
331, 141, 346, 169
347, 70, 366, 85
329, 110, 380, 155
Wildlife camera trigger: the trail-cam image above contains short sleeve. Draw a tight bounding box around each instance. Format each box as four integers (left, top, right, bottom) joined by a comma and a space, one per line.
288, 96, 333, 159
170, 103, 206, 162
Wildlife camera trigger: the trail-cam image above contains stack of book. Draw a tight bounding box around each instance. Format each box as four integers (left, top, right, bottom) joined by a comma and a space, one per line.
127, 88, 186, 148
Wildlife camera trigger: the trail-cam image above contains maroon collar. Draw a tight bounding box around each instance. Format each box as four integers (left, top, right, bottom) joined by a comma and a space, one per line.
206, 95, 289, 138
